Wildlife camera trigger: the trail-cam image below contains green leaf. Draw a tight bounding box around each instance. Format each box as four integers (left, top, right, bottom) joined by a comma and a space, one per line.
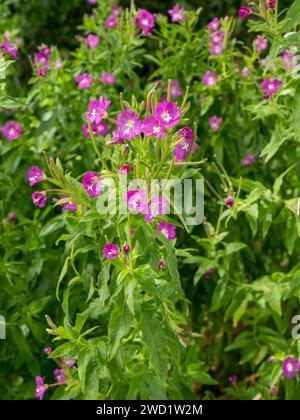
282, 0, 300, 32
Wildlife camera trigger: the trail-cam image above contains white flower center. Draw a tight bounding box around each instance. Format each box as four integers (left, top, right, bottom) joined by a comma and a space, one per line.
161, 112, 171, 122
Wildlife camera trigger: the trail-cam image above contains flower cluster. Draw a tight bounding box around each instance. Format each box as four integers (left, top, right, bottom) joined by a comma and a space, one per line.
0, 36, 18, 59
34, 46, 52, 77
207, 18, 225, 57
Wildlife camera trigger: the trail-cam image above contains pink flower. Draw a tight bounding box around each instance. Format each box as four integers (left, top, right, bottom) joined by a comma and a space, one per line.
282, 49, 297, 69
55, 59, 63, 69
88, 96, 111, 124
32, 192, 47, 208
112, 7, 121, 16
53, 369, 66, 384
35, 376, 47, 400
27, 166, 45, 187
123, 245, 130, 253
44, 347, 52, 355
8, 212, 16, 224
226, 196, 234, 207
101, 71, 116, 85
85, 34, 99, 49
146, 194, 167, 221
238, 6, 251, 19
0, 37, 18, 58
209, 30, 224, 45
103, 243, 119, 259
105, 16, 119, 28
209, 116, 223, 132
241, 67, 250, 78
119, 165, 131, 174
154, 99, 181, 129
116, 110, 142, 140
267, 0, 276, 8
157, 221, 176, 241
137, 9, 156, 36
207, 17, 220, 31
260, 77, 282, 95
88, 0, 97, 4
241, 155, 256, 167
0, 120, 22, 141
255, 36, 268, 53
282, 357, 300, 379
159, 259, 165, 269
60, 195, 78, 212
83, 121, 109, 137
76, 73, 93, 89
165, 79, 183, 99
202, 70, 218, 87
228, 374, 237, 384
34, 47, 52, 77
173, 126, 194, 162
210, 43, 225, 56
168, 6, 185, 23
142, 115, 166, 138
66, 359, 76, 368
82, 171, 101, 198
127, 190, 148, 213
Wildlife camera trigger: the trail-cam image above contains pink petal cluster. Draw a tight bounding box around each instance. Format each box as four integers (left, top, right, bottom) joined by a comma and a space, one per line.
168, 6, 185, 23
209, 116, 223, 132
282, 357, 300, 379
34, 46, 52, 77
88, 96, 111, 124
164, 79, 182, 99
173, 126, 195, 162
85, 34, 99, 49
0, 120, 22, 141
207, 17, 220, 31
255, 36, 268, 53
136, 9, 156, 36
35, 376, 47, 400
32, 192, 47, 208
144, 194, 167, 222
103, 243, 119, 259
157, 221, 176, 241
238, 6, 251, 19
127, 190, 148, 213
105, 16, 119, 28
260, 77, 282, 95
142, 116, 166, 138
202, 70, 218, 87
60, 195, 78, 212
0, 36, 18, 58
53, 369, 66, 384
27, 166, 45, 187
208, 29, 225, 57
101, 71, 116, 85
267, 0, 276, 8
282, 48, 297, 69
154, 99, 181, 129
116, 110, 142, 140
119, 165, 131, 174
76, 72, 93, 89
241, 155, 256, 167
82, 171, 101, 198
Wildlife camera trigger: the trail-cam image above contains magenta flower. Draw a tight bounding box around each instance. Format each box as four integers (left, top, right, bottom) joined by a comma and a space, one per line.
168, 6, 185, 23
241, 155, 256, 167
105, 16, 119, 28
142, 115, 166, 138
241, 67, 250, 78
209, 116, 223, 132
202, 70, 218, 87
119, 165, 131, 174
282, 357, 300, 379
107, 129, 124, 144
226, 196, 234, 207
228, 374, 237, 384
44, 347, 52, 355
137, 9, 156, 36
255, 36, 268, 53
159, 259, 165, 270
66, 359, 76, 368
82, 171, 101, 198
154, 99, 181, 129
103, 243, 120, 259
35, 376, 48, 400
0, 37, 18, 59
267, 0, 276, 8
85, 34, 99, 49
32, 192, 47, 208
127, 190, 148, 213
94, 121, 109, 136
101, 71, 116, 85
55, 59, 63, 69
238, 6, 251, 19
8, 212, 16, 224
53, 369, 66, 384
209, 30, 224, 45
60, 195, 78, 212
147, 194, 167, 221
88, 96, 111, 124
173, 126, 194, 162
116, 109, 142, 140
210, 43, 225, 56
27, 166, 45, 187
76, 73, 93, 89
112, 7, 121, 16
34, 47, 52, 77
282, 49, 297, 69
123, 245, 130, 253
0, 120, 23, 141
164, 79, 183, 99
260, 77, 282, 95
207, 17, 220, 31
157, 221, 176, 241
